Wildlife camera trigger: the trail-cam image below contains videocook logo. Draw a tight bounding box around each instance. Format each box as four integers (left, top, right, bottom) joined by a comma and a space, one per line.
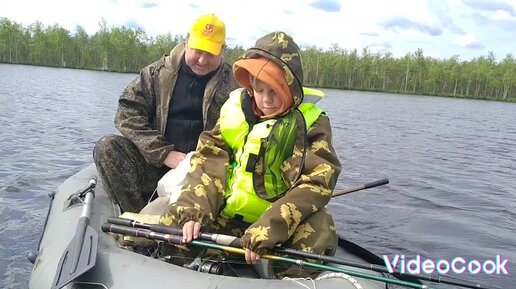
382, 255, 509, 275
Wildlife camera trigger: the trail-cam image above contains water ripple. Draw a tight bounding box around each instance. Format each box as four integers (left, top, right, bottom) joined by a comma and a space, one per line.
1, 66, 515, 289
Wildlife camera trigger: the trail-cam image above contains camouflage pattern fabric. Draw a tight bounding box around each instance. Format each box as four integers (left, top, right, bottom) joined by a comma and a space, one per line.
241, 31, 305, 112
159, 115, 341, 276
159, 32, 342, 277
93, 42, 238, 213
159, 207, 337, 278
94, 135, 169, 213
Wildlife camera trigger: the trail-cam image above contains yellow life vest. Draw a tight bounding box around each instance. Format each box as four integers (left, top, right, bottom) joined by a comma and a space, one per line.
219, 88, 324, 223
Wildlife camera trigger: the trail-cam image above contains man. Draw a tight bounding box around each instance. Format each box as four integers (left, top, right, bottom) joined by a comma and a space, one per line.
93, 14, 239, 213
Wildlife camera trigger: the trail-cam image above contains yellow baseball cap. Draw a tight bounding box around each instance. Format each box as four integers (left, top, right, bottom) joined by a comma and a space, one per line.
188, 14, 226, 55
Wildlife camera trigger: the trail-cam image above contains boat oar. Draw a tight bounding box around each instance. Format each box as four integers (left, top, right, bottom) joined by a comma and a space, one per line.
101, 223, 436, 289
332, 178, 389, 197
52, 179, 98, 289
105, 217, 497, 289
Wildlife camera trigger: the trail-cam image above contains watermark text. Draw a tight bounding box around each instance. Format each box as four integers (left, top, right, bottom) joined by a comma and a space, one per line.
382, 255, 509, 275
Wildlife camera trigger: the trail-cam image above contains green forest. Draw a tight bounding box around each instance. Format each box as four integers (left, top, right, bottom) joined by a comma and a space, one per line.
1, 17, 515, 102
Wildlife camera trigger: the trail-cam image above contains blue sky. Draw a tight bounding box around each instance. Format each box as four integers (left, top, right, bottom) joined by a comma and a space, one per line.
2, 0, 516, 61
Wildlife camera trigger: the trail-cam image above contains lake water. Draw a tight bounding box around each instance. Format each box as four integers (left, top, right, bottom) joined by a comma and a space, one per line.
0, 63, 514, 289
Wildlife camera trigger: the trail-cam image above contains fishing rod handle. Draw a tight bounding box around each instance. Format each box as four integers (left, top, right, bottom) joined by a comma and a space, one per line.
107, 217, 134, 227
108, 217, 184, 235
210, 234, 241, 247
107, 217, 241, 246
102, 223, 184, 245
332, 178, 390, 197
102, 223, 150, 238
364, 178, 389, 189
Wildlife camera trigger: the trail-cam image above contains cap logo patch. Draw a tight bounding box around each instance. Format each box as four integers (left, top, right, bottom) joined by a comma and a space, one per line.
203, 24, 215, 36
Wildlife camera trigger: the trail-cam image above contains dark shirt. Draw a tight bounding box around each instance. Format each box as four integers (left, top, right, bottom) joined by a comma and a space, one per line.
165, 58, 216, 153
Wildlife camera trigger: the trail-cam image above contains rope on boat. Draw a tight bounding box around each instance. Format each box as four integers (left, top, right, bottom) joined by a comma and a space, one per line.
282, 277, 316, 289
315, 272, 363, 289
281, 273, 364, 289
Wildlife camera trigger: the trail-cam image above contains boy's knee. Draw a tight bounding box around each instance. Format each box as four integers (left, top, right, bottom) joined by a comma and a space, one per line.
290, 210, 337, 254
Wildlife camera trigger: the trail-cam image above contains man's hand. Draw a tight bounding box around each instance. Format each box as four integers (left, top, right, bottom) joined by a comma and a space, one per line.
181, 220, 201, 243
164, 151, 186, 169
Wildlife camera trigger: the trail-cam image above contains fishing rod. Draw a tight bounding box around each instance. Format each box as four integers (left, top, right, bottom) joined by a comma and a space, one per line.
101, 222, 436, 289
332, 178, 389, 197
106, 217, 498, 289
106, 176, 390, 238
107, 217, 240, 246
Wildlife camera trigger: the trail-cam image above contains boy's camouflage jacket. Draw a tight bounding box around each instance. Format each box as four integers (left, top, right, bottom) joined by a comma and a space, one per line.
161, 112, 341, 253
161, 32, 342, 254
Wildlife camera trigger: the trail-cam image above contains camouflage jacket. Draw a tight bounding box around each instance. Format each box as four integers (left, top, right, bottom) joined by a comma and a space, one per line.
114, 42, 239, 167
161, 105, 342, 253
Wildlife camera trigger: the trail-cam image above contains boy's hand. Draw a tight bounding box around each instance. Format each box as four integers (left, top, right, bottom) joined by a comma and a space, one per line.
245, 248, 261, 264
181, 220, 201, 243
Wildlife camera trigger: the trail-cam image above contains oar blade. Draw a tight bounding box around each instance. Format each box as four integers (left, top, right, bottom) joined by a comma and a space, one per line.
52, 226, 98, 289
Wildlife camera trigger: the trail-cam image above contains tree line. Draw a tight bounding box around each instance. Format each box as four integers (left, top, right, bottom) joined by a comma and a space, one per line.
1, 17, 514, 102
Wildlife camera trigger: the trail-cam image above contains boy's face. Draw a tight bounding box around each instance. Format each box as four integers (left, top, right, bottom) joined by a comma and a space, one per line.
252, 78, 283, 116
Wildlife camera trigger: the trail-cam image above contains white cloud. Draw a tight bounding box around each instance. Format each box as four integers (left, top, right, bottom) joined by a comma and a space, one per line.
1, 0, 515, 60
493, 10, 514, 20
454, 33, 483, 49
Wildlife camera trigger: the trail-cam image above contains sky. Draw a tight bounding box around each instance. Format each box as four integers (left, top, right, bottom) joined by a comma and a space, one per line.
2, 0, 516, 61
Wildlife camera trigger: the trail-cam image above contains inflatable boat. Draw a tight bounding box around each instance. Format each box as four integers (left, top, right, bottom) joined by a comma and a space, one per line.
27, 164, 472, 289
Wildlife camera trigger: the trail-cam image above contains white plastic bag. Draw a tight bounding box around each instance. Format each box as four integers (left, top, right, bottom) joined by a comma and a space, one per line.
156, 151, 194, 204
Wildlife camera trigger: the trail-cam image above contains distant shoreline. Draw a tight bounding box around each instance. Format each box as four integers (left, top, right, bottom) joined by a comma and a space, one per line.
1, 17, 514, 102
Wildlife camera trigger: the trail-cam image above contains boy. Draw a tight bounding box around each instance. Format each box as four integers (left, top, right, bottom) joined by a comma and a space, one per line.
159, 31, 342, 277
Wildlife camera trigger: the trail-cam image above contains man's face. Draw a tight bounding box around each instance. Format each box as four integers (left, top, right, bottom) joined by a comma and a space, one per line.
184, 44, 223, 76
